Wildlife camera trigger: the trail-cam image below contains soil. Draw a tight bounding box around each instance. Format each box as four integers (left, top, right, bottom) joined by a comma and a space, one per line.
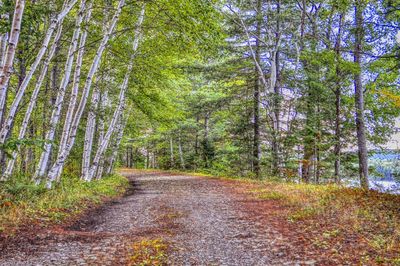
0, 170, 324, 265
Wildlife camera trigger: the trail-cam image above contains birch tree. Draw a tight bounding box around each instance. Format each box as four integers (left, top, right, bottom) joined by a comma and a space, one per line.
46, 0, 126, 187
0, 0, 78, 144
105, 112, 125, 175
83, 4, 146, 181
82, 4, 111, 178
35, 0, 87, 179
0, 0, 25, 125
1, 22, 65, 180
57, 0, 93, 173
82, 86, 100, 178
94, 90, 108, 179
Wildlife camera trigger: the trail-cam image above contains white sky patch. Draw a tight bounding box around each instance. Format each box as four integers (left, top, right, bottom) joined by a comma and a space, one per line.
396, 30, 400, 45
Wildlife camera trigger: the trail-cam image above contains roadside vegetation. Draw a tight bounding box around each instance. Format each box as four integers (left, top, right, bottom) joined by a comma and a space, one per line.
0, 174, 128, 235
230, 177, 400, 264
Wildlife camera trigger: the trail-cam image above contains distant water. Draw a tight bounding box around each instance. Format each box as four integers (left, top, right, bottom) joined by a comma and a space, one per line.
369, 180, 400, 194
346, 151, 400, 194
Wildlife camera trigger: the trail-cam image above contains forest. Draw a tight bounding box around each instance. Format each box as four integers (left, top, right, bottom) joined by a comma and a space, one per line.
0, 0, 399, 265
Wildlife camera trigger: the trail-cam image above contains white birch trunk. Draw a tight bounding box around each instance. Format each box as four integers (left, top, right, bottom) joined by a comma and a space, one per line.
0, 32, 9, 69
0, 0, 78, 144
35, 0, 86, 179
0, 0, 25, 125
95, 90, 107, 179
0, 2, 9, 66
81, 86, 100, 178
57, 0, 93, 168
170, 137, 174, 168
85, 5, 145, 181
85, 88, 125, 181
178, 134, 185, 170
105, 113, 125, 175
46, 0, 126, 187
1, 22, 64, 180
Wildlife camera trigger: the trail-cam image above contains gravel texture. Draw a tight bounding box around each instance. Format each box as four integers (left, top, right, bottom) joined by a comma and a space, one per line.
0, 170, 312, 265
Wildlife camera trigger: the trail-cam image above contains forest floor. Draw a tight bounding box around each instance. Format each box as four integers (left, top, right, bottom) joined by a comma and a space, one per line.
0, 169, 399, 265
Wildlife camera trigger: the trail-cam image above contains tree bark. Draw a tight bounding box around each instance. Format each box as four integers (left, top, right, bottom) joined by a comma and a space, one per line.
178, 133, 185, 170
253, 0, 262, 179
35, 0, 86, 180
354, 1, 369, 189
0, 0, 25, 125
57, 0, 93, 167
82, 86, 100, 178
83, 4, 145, 181
46, 0, 125, 187
271, 0, 281, 176
1, 21, 64, 180
95, 90, 107, 179
334, 14, 344, 183
0, 0, 78, 144
170, 136, 174, 168
105, 112, 125, 175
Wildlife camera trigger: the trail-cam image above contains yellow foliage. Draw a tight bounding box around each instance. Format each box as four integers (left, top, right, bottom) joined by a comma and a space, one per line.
246, 180, 400, 263
129, 239, 168, 266
376, 89, 400, 107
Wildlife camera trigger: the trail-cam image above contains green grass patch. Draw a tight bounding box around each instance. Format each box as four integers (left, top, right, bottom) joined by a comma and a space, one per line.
256, 190, 286, 200
0, 174, 129, 235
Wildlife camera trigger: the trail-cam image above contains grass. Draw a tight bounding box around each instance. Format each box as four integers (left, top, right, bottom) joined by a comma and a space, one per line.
0, 173, 129, 235
245, 180, 400, 264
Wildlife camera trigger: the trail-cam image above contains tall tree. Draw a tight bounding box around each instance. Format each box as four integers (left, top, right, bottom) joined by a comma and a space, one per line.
353, 0, 369, 189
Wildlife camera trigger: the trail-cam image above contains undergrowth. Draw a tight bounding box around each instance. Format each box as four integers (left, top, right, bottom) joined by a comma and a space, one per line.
0, 173, 128, 235
247, 181, 400, 264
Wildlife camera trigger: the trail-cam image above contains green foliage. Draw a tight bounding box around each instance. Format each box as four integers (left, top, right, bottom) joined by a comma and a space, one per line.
0, 138, 48, 158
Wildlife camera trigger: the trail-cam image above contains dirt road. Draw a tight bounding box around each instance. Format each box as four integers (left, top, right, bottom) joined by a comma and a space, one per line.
0, 170, 316, 265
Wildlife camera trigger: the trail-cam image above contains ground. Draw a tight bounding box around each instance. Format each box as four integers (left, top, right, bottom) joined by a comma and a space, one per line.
0, 170, 383, 265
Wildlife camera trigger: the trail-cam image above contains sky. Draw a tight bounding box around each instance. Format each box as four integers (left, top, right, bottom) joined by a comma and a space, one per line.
383, 118, 400, 150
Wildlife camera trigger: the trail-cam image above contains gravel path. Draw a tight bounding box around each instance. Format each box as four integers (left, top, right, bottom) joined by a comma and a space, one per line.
0, 170, 308, 265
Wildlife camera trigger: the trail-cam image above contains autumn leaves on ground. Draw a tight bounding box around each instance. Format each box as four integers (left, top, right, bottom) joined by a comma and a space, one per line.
0, 169, 399, 265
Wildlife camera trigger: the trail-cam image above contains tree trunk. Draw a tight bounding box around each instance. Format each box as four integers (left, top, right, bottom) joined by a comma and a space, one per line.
0, 0, 78, 144
178, 134, 185, 170
354, 1, 369, 189
1, 21, 64, 180
253, 0, 262, 179
203, 113, 210, 168
170, 136, 174, 168
82, 86, 100, 178
58, 0, 92, 167
0, 32, 9, 69
46, 0, 125, 187
334, 14, 344, 183
271, 0, 281, 176
95, 90, 107, 179
105, 112, 125, 175
35, 0, 86, 180
0, 0, 25, 125
84, 4, 145, 181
